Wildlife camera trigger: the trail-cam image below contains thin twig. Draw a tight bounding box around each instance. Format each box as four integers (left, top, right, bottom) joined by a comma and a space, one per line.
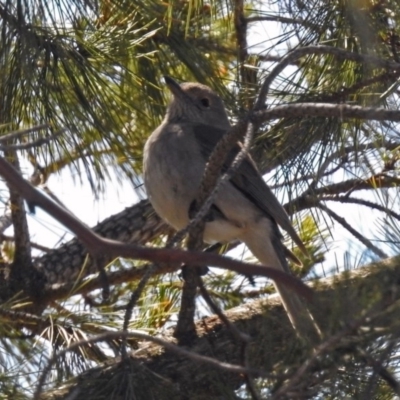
0, 233, 52, 252
357, 346, 400, 396
321, 196, 400, 222
234, 0, 248, 85
167, 120, 249, 247
121, 264, 158, 358
315, 70, 400, 104
289, 174, 400, 213
0, 129, 66, 151
169, 122, 253, 247
173, 124, 255, 340
199, 123, 255, 227
0, 307, 46, 325
0, 211, 12, 234
5, 151, 32, 268
0, 124, 49, 142
33, 330, 271, 400
310, 140, 399, 191
254, 45, 400, 110
174, 261, 199, 341
318, 203, 388, 259
246, 14, 319, 30
270, 305, 385, 400
199, 276, 261, 399
0, 154, 312, 297
198, 278, 250, 342
242, 342, 262, 400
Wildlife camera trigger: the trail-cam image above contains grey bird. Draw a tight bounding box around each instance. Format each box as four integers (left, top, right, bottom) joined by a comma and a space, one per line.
143, 76, 321, 340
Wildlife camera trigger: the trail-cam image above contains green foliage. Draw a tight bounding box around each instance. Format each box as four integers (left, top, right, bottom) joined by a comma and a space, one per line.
0, 0, 236, 190
2, 0, 400, 398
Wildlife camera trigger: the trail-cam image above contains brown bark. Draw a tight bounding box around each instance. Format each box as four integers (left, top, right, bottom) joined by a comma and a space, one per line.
33, 200, 170, 285
42, 256, 400, 400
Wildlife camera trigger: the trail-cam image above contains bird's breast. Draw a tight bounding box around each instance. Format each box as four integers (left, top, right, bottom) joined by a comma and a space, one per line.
143, 125, 204, 231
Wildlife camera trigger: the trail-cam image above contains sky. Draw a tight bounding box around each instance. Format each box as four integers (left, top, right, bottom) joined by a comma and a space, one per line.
19, 168, 139, 252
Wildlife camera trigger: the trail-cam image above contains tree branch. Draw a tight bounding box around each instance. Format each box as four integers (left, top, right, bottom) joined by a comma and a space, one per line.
0, 128, 65, 151
255, 45, 400, 109
40, 256, 400, 400
0, 155, 312, 299
34, 329, 270, 400
318, 203, 388, 259
289, 175, 400, 213
321, 196, 400, 222
253, 103, 400, 123
0, 124, 49, 142
246, 15, 319, 30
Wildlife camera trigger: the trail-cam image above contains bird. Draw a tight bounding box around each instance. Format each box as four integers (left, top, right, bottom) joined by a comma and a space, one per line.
143, 76, 321, 340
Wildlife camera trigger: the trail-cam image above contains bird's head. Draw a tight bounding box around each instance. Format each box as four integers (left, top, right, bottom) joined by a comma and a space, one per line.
164, 76, 230, 130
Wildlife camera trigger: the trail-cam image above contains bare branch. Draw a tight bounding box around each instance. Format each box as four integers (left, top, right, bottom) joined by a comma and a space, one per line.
34, 257, 400, 400
253, 103, 400, 123
242, 341, 263, 400
0, 124, 49, 142
0, 128, 66, 151
0, 307, 46, 325
5, 152, 32, 270
121, 263, 157, 358
318, 203, 388, 259
315, 71, 400, 103
246, 15, 319, 30
234, 0, 248, 84
198, 277, 250, 343
255, 45, 400, 109
33, 330, 271, 400
0, 233, 52, 253
358, 346, 400, 396
173, 120, 254, 341
198, 278, 260, 398
321, 196, 400, 222
182, 123, 254, 240
0, 154, 312, 298
168, 120, 250, 247
289, 175, 400, 213
312, 141, 400, 187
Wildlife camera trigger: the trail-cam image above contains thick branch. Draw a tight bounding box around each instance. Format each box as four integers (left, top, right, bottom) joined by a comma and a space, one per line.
33, 200, 168, 285
289, 175, 400, 213
0, 156, 311, 298
253, 103, 400, 123
42, 256, 400, 400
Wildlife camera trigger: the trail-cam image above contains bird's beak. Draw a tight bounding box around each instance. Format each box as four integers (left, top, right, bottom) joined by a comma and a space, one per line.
164, 76, 187, 101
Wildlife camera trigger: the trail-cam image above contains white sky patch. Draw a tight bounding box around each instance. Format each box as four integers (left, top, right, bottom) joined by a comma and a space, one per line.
4, 161, 139, 254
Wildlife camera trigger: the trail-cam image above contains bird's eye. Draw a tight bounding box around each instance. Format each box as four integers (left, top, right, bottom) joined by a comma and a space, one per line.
200, 98, 210, 108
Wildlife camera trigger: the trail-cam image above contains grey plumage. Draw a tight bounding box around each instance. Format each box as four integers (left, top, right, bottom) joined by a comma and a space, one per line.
143, 77, 321, 340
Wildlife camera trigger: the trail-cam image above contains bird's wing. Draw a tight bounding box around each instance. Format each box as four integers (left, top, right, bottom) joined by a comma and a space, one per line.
191, 123, 308, 257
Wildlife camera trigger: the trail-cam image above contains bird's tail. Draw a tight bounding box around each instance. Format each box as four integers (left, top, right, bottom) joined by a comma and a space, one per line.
242, 219, 322, 342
